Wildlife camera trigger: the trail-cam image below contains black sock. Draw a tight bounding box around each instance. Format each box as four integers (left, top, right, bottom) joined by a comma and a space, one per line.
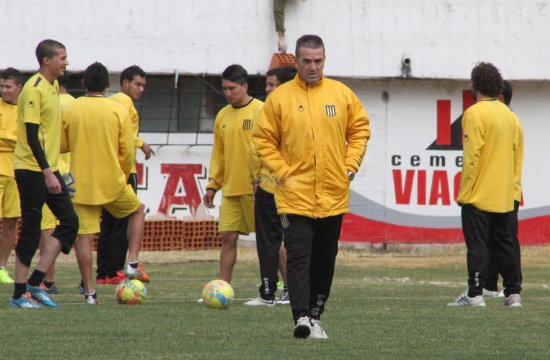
467, 289, 482, 298
27, 270, 46, 287
129, 262, 138, 269
43, 281, 55, 289
13, 282, 27, 299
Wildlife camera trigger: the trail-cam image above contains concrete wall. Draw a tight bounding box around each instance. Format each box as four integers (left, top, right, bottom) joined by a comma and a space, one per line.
2, 0, 549, 79
136, 77, 550, 244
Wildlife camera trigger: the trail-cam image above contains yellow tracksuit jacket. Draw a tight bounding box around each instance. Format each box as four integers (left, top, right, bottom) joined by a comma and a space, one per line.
252, 75, 370, 218
249, 105, 277, 194
457, 99, 520, 213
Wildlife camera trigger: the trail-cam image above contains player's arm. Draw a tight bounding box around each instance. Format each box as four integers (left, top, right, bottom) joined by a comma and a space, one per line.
60, 109, 70, 153
249, 107, 263, 191
119, 112, 135, 178
251, 97, 289, 180
456, 111, 484, 205
26, 123, 61, 194
0, 124, 17, 145
513, 115, 524, 202
345, 91, 371, 175
136, 136, 154, 160
204, 116, 224, 208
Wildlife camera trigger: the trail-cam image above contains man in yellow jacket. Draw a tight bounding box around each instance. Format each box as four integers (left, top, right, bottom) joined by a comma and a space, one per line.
252, 35, 370, 339
0, 68, 22, 284
449, 63, 522, 307
203, 65, 263, 283
61, 62, 146, 304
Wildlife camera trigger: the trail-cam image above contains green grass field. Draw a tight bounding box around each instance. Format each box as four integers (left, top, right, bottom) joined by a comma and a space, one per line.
0, 247, 549, 360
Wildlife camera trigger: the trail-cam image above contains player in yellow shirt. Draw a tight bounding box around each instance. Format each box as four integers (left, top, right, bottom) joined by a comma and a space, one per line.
203, 64, 263, 283
449, 63, 522, 307
245, 66, 296, 306
39, 74, 75, 294
61, 62, 146, 304
11, 39, 79, 308
0, 68, 23, 284
96, 65, 152, 285
483, 80, 524, 298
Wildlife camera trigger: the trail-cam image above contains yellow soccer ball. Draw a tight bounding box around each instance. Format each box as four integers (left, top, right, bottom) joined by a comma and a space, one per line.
116, 279, 147, 304
201, 279, 234, 309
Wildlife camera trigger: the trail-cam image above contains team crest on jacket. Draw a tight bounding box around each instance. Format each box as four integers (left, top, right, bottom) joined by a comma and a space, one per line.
242, 119, 252, 130
325, 104, 336, 117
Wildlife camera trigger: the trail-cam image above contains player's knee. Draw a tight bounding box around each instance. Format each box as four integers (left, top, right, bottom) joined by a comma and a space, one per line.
220, 231, 238, 245
2, 217, 18, 228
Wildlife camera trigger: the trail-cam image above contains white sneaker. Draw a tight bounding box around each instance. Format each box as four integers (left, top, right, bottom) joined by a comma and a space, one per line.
277, 288, 290, 305
504, 294, 522, 307
497, 290, 505, 298
482, 288, 500, 298
447, 290, 486, 307
293, 316, 312, 339
309, 319, 329, 339
85, 293, 99, 305
244, 297, 275, 306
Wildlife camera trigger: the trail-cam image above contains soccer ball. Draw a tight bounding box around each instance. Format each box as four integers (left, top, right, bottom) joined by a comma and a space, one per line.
201, 279, 234, 309
116, 279, 147, 304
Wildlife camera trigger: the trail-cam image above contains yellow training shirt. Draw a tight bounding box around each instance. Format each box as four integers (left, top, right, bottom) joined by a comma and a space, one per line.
61, 96, 134, 205
207, 98, 264, 197
58, 93, 76, 174
14, 73, 60, 172
0, 98, 18, 177
457, 99, 519, 213
110, 92, 143, 174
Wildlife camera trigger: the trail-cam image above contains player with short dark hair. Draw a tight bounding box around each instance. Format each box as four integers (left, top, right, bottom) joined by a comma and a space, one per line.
96, 64, 152, 284
253, 35, 370, 338
11, 39, 79, 308
203, 64, 263, 284
0, 67, 23, 284
119, 65, 146, 87
245, 66, 297, 307
448, 63, 523, 307
61, 62, 146, 304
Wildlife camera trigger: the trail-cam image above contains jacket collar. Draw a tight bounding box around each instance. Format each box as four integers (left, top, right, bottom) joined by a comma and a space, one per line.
295, 74, 325, 90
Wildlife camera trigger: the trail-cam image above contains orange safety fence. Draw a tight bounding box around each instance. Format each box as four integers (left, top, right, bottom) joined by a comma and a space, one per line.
0, 219, 221, 251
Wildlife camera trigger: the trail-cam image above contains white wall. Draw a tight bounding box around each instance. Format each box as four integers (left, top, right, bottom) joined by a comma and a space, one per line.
2, 0, 549, 79
137, 78, 550, 225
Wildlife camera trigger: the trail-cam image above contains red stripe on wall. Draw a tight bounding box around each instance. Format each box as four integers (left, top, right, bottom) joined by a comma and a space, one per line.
340, 212, 550, 245
436, 100, 451, 145
462, 89, 476, 112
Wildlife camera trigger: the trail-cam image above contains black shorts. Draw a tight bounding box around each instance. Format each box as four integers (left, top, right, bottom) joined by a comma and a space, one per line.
14, 169, 79, 267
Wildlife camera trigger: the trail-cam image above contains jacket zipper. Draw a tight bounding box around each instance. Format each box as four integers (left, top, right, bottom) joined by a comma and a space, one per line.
307, 84, 318, 215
